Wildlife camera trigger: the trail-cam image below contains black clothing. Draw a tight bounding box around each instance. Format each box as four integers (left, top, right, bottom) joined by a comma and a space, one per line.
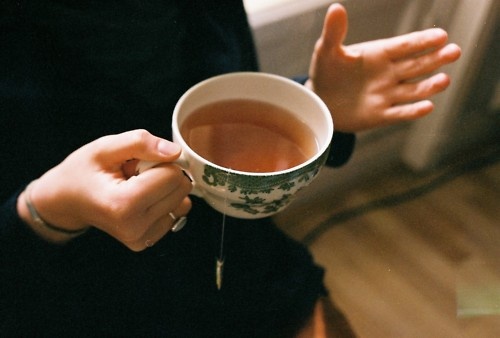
1, 1, 354, 336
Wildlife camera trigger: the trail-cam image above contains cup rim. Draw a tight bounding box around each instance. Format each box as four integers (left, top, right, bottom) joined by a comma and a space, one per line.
172, 72, 334, 177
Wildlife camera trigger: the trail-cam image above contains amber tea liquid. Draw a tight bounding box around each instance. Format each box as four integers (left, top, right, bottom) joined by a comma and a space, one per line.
180, 99, 318, 173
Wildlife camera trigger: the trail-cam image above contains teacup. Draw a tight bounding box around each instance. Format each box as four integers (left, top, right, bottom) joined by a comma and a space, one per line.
140, 72, 333, 219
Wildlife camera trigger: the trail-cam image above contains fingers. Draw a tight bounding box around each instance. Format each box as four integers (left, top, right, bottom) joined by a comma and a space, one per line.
123, 163, 190, 209
392, 72, 451, 104
375, 72, 452, 127
383, 28, 450, 61
395, 43, 462, 81
104, 166, 193, 251
93, 129, 181, 166
140, 167, 193, 224
90, 160, 193, 248
125, 196, 192, 252
93, 131, 193, 251
319, 3, 348, 50
384, 100, 434, 124
379, 72, 450, 126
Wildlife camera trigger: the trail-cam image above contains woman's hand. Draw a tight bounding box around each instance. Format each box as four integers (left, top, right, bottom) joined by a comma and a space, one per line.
307, 4, 462, 132
17, 129, 192, 251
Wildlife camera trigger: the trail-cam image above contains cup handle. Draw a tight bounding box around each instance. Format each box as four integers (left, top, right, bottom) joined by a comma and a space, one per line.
136, 153, 204, 198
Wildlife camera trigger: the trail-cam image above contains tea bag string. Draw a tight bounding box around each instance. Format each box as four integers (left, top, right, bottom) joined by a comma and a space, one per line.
216, 212, 226, 290
216, 170, 230, 290
218, 208, 226, 263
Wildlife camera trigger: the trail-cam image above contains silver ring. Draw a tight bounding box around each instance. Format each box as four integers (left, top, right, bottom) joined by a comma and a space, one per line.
171, 217, 187, 233
145, 239, 154, 247
168, 212, 177, 221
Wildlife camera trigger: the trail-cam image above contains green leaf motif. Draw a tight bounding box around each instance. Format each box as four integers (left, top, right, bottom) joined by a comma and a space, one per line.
263, 194, 292, 213
230, 194, 293, 215
239, 195, 266, 205
278, 181, 295, 191
230, 203, 260, 215
202, 167, 230, 187
201, 148, 329, 216
298, 173, 311, 183
202, 163, 321, 195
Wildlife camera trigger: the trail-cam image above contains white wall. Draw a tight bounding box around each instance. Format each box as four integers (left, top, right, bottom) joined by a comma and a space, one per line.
246, 0, 499, 175
246, 0, 410, 77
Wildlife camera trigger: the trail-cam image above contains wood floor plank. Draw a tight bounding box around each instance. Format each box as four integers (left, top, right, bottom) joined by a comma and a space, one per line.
311, 216, 461, 337
274, 147, 500, 337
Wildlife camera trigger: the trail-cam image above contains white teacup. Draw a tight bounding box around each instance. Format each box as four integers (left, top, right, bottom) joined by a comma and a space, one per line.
141, 72, 333, 219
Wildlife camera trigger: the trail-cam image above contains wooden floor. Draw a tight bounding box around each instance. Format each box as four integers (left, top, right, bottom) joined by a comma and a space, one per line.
274, 142, 500, 337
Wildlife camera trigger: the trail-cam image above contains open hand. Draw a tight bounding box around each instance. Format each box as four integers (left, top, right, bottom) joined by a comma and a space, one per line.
307, 4, 462, 132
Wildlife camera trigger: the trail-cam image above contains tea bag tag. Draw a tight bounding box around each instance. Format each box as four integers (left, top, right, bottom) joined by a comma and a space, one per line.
216, 258, 224, 290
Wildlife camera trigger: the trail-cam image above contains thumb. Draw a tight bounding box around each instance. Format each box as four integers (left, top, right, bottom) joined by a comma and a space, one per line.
320, 3, 349, 50
93, 129, 181, 165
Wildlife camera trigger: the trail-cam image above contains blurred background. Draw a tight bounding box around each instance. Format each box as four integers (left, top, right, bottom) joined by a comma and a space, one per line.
244, 0, 499, 336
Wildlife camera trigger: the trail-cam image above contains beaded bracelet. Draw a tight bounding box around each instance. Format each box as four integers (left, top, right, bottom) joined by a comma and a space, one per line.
24, 180, 87, 237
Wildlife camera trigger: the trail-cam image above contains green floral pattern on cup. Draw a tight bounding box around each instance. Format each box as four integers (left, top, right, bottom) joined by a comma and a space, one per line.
201, 150, 328, 216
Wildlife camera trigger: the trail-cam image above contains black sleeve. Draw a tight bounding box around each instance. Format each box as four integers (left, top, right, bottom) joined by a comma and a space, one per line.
325, 131, 356, 167
0, 188, 68, 271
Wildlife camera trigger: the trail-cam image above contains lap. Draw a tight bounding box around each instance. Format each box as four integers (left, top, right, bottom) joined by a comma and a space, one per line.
296, 297, 356, 338
6, 197, 338, 336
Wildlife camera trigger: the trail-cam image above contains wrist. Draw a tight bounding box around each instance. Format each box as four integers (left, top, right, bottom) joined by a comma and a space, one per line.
17, 180, 88, 243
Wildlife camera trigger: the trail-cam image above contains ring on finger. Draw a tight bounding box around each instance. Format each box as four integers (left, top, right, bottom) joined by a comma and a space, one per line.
172, 217, 187, 233
169, 212, 177, 221
169, 212, 187, 232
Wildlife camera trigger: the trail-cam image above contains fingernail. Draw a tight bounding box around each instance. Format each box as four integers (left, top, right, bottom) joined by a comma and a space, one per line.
158, 140, 181, 156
